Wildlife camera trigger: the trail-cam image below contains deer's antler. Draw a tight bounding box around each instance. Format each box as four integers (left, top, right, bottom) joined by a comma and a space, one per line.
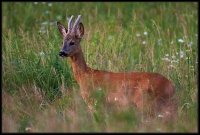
73, 15, 81, 31
68, 15, 74, 33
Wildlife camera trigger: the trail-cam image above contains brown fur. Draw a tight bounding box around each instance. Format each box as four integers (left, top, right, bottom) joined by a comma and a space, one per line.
57, 17, 177, 121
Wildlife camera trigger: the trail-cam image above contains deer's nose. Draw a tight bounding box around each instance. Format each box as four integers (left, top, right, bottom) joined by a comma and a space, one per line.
59, 51, 68, 57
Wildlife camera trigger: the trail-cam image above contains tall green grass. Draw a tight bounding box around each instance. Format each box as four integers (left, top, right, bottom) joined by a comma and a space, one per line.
2, 2, 198, 132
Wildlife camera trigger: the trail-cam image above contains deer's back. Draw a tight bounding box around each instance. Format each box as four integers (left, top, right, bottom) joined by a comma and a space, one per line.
80, 69, 175, 99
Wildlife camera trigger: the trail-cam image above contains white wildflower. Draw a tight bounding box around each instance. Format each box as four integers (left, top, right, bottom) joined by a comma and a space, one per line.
158, 114, 164, 118
94, 101, 97, 106
39, 26, 46, 34
136, 33, 141, 37
171, 60, 179, 63
25, 127, 32, 132
186, 49, 191, 52
165, 53, 169, 57
34, 2, 38, 5
39, 30, 45, 34
142, 41, 147, 45
190, 66, 194, 70
144, 31, 148, 35
178, 38, 184, 43
48, 3, 52, 7
180, 50, 185, 58
41, 21, 48, 25
172, 55, 176, 59
39, 52, 45, 56
168, 64, 175, 69
162, 57, 170, 62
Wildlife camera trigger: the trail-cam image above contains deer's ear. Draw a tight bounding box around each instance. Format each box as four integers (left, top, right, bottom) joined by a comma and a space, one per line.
76, 22, 84, 38
57, 21, 67, 37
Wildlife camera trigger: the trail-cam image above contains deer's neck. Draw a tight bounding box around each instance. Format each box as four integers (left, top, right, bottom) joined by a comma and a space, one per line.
69, 49, 89, 82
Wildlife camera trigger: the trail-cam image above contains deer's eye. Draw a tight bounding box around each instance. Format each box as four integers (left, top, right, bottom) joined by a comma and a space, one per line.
69, 42, 75, 46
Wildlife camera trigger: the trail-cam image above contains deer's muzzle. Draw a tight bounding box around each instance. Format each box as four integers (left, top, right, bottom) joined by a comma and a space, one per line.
59, 51, 69, 57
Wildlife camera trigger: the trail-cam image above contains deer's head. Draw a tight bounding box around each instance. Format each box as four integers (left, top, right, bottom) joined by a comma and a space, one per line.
57, 15, 84, 57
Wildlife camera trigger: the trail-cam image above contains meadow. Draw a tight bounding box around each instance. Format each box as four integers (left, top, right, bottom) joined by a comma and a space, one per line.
2, 2, 198, 132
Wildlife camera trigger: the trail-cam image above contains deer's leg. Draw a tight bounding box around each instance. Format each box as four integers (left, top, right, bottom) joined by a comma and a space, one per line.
132, 90, 144, 110
81, 91, 95, 113
155, 96, 178, 121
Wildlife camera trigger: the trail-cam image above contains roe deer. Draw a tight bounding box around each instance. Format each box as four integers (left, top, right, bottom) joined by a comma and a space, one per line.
57, 15, 177, 120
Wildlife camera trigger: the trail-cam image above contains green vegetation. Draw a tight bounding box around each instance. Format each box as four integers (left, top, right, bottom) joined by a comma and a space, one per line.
2, 2, 198, 132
